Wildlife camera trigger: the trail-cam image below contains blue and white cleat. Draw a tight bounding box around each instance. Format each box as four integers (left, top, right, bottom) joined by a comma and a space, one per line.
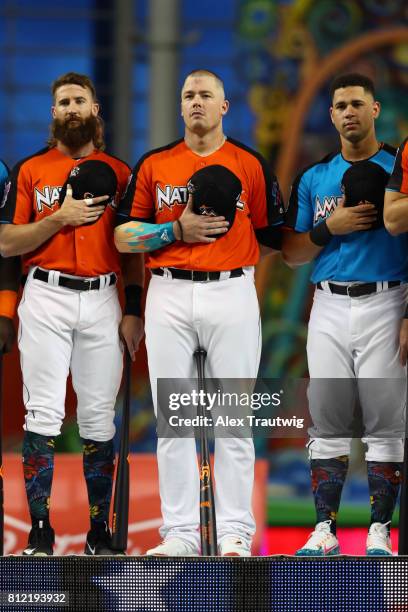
366, 522, 392, 556
295, 520, 340, 556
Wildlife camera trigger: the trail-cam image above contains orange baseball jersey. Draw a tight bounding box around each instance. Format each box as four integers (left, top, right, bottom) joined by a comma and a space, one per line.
117, 138, 284, 271
0, 147, 130, 276
388, 137, 408, 194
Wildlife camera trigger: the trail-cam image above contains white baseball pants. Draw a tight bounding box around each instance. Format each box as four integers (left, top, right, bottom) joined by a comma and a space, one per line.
145, 268, 261, 549
306, 285, 407, 461
18, 268, 123, 441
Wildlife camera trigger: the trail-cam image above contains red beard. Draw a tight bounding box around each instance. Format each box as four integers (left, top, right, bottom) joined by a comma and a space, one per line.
51, 114, 99, 149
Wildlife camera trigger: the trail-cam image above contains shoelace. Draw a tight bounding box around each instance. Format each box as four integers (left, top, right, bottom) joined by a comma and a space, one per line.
305, 522, 333, 547
367, 523, 390, 549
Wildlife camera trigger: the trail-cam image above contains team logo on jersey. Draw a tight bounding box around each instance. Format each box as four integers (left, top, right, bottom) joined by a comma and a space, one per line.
236, 191, 245, 210
314, 195, 343, 223
69, 166, 81, 178
156, 185, 189, 211
34, 186, 62, 212
272, 180, 284, 215
0, 181, 11, 209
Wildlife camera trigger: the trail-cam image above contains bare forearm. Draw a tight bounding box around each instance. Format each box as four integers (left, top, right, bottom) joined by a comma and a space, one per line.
281, 230, 323, 266
384, 191, 408, 235
0, 215, 64, 257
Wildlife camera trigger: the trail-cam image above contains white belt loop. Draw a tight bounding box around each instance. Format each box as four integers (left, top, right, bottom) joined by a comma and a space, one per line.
163, 267, 171, 279
376, 281, 383, 293
220, 271, 229, 281
100, 274, 107, 290
321, 281, 330, 293
48, 270, 59, 287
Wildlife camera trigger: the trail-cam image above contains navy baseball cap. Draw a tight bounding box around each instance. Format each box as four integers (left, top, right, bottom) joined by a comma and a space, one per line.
187, 164, 242, 233
59, 159, 118, 224
341, 160, 389, 229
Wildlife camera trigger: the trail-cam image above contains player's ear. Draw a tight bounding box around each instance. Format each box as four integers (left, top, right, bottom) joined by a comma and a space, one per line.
373, 100, 381, 119
51, 105, 56, 119
329, 106, 335, 124
91, 102, 99, 116
221, 99, 229, 116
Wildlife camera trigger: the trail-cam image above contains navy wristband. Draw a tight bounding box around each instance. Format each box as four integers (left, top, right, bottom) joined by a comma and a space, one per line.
310, 220, 332, 247
124, 284, 143, 317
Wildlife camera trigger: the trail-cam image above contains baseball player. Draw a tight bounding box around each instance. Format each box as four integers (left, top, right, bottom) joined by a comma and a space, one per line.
0, 73, 144, 556
385, 136, 408, 238
385, 136, 408, 360
0, 160, 21, 353
283, 73, 408, 556
115, 69, 284, 556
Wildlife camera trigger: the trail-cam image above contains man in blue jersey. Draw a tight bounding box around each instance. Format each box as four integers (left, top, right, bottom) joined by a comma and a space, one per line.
283, 73, 408, 556
0, 160, 20, 353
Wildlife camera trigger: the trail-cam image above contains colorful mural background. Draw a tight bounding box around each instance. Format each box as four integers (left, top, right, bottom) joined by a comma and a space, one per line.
1, 0, 408, 532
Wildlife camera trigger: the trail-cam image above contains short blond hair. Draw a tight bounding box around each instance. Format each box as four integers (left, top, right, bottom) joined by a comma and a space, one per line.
182, 69, 225, 96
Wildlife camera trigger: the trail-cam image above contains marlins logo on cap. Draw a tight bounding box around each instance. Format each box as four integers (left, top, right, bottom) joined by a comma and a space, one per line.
59, 159, 118, 225
187, 164, 242, 237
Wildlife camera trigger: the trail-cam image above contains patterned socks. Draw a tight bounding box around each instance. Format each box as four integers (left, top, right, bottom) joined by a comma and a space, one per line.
82, 438, 115, 530
22, 431, 55, 526
311, 456, 349, 535
367, 461, 402, 529
311, 458, 402, 535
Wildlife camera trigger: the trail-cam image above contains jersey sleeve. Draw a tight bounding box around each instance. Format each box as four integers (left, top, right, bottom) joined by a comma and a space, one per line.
116, 156, 155, 226
115, 162, 132, 198
247, 155, 284, 248
0, 161, 9, 200
386, 138, 408, 194
0, 161, 33, 225
284, 169, 314, 232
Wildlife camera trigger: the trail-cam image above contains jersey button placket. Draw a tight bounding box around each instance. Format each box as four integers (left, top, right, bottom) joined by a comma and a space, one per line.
76, 230, 86, 274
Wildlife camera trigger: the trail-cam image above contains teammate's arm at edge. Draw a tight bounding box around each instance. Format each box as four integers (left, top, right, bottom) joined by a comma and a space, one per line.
384, 190, 408, 236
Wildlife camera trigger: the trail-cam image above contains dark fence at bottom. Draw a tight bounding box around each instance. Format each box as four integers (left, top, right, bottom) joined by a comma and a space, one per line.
0, 556, 406, 612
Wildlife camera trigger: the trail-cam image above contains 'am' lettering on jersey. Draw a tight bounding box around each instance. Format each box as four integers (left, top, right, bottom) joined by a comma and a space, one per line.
314, 195, 343, 224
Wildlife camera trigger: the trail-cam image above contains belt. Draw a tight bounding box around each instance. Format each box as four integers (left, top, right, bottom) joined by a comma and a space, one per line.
33, 268, 116, 291
151, 267, 244, 282
317, 280, 402, 298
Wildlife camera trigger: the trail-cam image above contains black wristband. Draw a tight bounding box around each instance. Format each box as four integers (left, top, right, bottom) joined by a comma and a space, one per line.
309, 220, 333, 247
124, 284, 143, 317
404, 304, 408, 319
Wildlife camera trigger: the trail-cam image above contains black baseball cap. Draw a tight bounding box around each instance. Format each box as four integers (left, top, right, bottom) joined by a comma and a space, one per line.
59, 159, 118, 224
187, 164, 242, 234
341, 160, 389, 229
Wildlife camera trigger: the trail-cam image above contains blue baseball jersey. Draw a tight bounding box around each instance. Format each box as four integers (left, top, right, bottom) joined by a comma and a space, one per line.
0, 160, 8, 202
285, 144, 408, 283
